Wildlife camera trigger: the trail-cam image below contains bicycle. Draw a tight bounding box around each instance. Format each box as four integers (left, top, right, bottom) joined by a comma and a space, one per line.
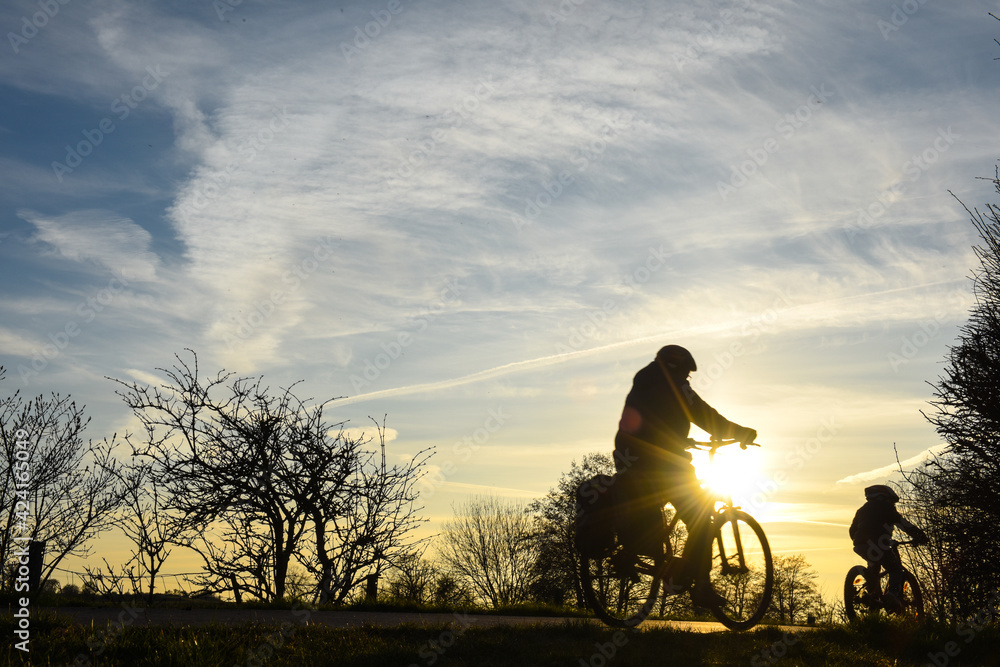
843, 539, 924, 621
579, 439, 774, 630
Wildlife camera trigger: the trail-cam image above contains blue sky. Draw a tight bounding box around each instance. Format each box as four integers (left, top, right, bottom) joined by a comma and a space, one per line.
2, 0, 999, 598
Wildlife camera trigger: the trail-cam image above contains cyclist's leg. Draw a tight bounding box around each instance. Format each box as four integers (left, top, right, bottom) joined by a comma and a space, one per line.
853, 541, 885, 605
864, 559, 882, 603
663, 461, 713, 584
882, 549, 905, 610
883, 548, 903, 589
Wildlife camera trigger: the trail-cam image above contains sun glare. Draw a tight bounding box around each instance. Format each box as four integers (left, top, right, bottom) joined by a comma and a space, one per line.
692, 445, 766, 503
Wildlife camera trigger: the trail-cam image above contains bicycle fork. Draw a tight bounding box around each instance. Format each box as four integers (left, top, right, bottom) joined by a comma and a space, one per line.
715, 509, 750, 576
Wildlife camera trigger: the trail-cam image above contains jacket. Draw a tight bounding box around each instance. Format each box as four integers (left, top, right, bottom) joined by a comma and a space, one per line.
849, 498, 926, 548
617, 359, 741, 456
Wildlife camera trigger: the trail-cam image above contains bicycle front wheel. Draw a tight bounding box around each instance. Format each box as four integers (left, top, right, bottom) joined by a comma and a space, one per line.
881, 569, 924, 620
708, 509, 773, 630
580, 546, 664, 628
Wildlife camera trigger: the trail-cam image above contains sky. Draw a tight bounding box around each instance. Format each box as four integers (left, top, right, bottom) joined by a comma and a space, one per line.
2, 0, 999, 601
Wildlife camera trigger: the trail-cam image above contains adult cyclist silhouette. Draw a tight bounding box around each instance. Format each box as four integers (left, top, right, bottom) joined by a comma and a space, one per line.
614, 344, 757, 608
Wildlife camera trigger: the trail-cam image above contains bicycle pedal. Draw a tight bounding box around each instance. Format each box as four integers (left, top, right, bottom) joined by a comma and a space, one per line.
661, 577, 690, 596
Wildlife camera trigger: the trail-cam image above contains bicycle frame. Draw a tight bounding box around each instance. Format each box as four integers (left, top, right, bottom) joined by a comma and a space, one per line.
671, 439, 758, 568
655, 440, 762, 583
861, 539, 920, 585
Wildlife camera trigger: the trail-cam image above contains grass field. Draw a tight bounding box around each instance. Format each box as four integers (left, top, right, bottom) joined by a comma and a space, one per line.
3, 607, 1000, 666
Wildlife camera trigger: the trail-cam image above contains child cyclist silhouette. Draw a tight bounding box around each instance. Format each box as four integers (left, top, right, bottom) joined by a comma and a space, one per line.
849, 484, 928, 612
613, 345, 757, 608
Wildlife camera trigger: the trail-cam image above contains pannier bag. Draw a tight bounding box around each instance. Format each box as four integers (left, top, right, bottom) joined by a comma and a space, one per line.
574, 474, 617, 558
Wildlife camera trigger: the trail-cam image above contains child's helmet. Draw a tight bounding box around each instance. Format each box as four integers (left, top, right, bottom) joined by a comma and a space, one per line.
864, 484, 900, 503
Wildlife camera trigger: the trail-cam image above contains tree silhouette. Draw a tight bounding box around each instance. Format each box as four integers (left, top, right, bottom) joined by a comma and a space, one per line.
767, 554, 823, 625
910, 174, 1000, 616
113, 461, 186, 603
113, 350, 430, 602
895, 468, 961, 623
437, 494, 537, 608
383, 550, 437, 604
0, 373, 129, 591
527, 451, 616, 607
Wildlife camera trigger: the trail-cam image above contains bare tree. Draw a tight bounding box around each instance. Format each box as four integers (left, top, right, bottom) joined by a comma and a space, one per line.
113, 351, 430, 603
432, 571, 475, 606
384, 550, 438, 604
712, 566, 767, 621
113, 461, 187, 603
297, 419, 432, 605
81, 558, 134, 597
283, 566, 314, 602
112, 353, 307, 600
437, 495, 538, 608
0, 375, 129, 590
768, 554, 823, 625
182, 502, 288, 602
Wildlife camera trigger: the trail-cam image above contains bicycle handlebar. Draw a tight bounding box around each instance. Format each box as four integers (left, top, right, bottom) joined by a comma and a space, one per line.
686, 438, 760, 451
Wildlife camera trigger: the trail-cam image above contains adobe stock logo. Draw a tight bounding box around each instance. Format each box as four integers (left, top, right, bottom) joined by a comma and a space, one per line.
877, 0, 934, 40
716, 84, 834, 201
18, 273, 130, 385
7, 0, 71, 54
842, 127, 959, 242
510, 111, 635, 232
340, 0, 416, 63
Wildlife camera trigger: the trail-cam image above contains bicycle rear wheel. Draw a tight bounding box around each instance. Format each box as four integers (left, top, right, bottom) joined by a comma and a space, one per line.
844, 565, 870, 621
708, 509, 773, 630
580, 545, 664, 628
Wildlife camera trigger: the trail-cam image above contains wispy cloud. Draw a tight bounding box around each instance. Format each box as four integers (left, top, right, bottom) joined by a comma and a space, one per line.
20, 209, 160, 282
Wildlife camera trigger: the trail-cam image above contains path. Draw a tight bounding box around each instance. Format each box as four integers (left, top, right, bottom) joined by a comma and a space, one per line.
44, 607, 810, 634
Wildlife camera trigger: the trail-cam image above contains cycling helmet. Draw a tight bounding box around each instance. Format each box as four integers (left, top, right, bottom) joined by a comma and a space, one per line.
657, 345, 697, 374
864, 484, 900, 503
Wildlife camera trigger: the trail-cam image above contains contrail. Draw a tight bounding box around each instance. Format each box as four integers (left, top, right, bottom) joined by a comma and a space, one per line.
331, 337, 667, 408
421, 480, 545, 498
835, 444, 948, 485
332, 279, 964, 409
330, 324, 723, 408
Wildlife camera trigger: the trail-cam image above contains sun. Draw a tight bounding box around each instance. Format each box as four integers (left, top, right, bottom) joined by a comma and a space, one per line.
692, 444, 766, 503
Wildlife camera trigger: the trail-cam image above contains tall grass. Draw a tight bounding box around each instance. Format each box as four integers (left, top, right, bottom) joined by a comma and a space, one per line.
2, 610, 998, 666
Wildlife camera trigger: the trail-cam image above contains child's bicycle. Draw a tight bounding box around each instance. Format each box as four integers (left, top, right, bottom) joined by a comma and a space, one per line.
843, 539, 925, 620
579, 439, 774, 630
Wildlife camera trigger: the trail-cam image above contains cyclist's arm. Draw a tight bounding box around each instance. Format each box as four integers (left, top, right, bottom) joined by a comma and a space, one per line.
898, 518, 929, 544
683, 383, 756, 444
